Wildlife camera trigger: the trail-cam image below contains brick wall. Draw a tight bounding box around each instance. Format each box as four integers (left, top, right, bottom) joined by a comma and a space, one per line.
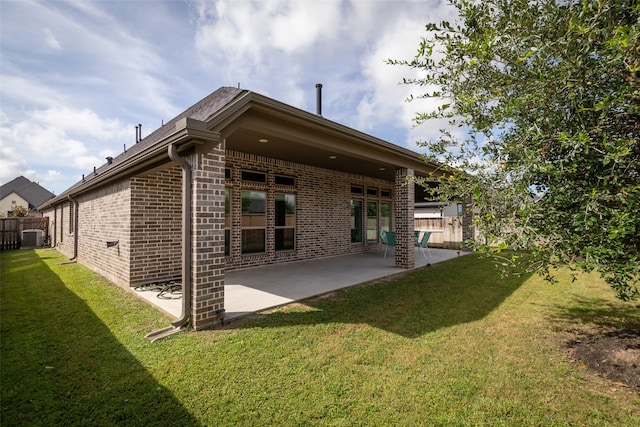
394, 168, 415, 269
42, 180, 132, 287
190, 147, 226, 330
45, 201, 73, 258
130, 168, 182, 285
76, 180, 131, 287
225, 150, 395, 270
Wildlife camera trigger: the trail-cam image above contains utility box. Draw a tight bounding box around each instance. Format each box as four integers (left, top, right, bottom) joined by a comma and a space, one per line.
22, 229, 44, 248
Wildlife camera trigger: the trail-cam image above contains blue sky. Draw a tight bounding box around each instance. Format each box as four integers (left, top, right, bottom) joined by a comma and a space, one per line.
1, 0, 458, 195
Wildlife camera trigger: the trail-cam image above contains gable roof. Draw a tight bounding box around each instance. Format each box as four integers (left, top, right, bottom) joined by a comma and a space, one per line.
41, 86, 446, 209
1, 176, 56, 210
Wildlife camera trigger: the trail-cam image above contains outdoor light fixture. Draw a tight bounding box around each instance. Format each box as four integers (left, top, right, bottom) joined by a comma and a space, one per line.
258, 138, 268, 143
329, 155, 337, 159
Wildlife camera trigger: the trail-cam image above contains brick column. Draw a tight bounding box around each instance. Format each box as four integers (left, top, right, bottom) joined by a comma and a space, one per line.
190, 145, 226, 330
394, 168, 415, 269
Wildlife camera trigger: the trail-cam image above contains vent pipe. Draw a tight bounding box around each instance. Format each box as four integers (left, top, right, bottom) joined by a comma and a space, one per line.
106, 156, 113, 165
138, 124, 142, 141
135, 125, 139, 143
315, 83, 322, 116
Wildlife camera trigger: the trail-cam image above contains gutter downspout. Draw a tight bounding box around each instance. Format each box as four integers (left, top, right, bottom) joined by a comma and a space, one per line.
146, 143, 192, 342
68, 195, 79, 261
168, 143, 192, 328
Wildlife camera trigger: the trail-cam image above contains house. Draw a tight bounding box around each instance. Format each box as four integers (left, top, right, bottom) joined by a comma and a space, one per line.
39, 86, 468, 330
1, 176, 55, 217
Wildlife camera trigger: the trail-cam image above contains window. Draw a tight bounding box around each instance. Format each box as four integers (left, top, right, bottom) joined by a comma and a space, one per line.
225, 168, 231, 180
366, 201, 378, 242
381, 190, 391, 198
366, 188, 378, 197
224, 189, 231, 256
275, 175, 295, 186
351, 186, 363, 194
350, 200, 363, 243
275, 193, 295, 251
380, 202, 391, 232
241, 191, 266, 253
242, 170, 266, 183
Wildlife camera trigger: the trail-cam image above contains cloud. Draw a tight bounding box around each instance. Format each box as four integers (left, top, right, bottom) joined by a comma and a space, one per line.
43, 27, 62, 50
191, 0, 459, 145
1, 0, 466, 193
0, 106, 131, 193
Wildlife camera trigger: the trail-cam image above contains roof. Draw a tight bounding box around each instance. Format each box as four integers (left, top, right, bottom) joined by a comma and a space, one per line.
41, 86, 447, 209
1, 176, 56, 210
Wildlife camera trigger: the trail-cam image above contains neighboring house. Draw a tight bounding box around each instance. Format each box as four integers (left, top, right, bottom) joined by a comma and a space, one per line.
39, 86, 467, 330
0, 176, 55, 216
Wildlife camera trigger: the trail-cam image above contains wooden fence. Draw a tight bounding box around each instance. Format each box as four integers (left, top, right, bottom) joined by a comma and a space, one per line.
414, 216, 466, 249
0, 217, 49, 251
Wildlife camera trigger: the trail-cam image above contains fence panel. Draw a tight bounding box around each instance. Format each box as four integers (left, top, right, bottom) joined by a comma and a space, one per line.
0, 217, 49, 251
414, 216, 464, 249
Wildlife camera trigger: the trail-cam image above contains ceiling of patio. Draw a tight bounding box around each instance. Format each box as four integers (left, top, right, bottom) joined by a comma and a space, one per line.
224, 127, 400, 182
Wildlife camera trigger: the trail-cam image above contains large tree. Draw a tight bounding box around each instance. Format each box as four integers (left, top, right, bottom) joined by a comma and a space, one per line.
393, 0, 639, 300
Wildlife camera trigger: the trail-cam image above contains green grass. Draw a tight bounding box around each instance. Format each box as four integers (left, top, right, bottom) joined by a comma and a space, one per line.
1, 249, 639, 426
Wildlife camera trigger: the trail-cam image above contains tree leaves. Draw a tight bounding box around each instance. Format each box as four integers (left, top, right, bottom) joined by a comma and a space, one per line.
395, 0, 640, 300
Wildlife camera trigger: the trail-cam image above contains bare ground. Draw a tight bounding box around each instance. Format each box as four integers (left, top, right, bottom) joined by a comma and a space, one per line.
566, 329, 640, 392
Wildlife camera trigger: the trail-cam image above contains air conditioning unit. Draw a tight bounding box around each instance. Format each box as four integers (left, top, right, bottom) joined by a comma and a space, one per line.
22, 229, 44, 248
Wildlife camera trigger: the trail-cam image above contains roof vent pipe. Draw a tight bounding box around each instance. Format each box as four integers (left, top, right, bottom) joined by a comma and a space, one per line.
138, 123, 142, 141
315, 83, 322, 116
106, 156, 113, 165
135, 125, 139, 143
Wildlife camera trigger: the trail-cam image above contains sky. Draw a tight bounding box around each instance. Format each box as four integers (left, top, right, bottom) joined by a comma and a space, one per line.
1, 0, 459, 195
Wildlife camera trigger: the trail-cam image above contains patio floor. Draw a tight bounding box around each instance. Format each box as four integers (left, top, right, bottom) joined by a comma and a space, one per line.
132, 248, 468, 324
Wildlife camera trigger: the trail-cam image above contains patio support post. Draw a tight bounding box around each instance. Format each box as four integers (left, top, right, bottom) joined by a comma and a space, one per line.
189, 139, 226, 330
394, 167, 415, 269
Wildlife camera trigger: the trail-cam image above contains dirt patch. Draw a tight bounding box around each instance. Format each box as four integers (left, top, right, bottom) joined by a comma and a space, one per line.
568, 329, 640, 391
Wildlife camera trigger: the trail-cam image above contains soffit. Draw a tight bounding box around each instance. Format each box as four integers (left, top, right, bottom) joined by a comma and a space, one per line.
217, 104, 437, 181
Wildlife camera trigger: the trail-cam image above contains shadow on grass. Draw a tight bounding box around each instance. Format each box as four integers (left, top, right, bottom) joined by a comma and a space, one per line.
236, 255, 530, 338
0, 250, 199, 427
549, 295, 640, 331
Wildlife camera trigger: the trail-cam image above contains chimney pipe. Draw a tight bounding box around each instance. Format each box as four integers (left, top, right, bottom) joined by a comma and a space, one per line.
315, 83, 322, 116
138, 124, 142, 141
135, 125, 139, 143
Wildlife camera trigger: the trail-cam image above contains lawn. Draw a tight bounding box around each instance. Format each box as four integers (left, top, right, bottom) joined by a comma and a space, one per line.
1, 248, 639, 426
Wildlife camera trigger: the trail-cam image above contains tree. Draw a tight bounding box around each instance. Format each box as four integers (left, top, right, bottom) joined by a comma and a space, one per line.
392, 0, 639, 300
7, 206, 29, 218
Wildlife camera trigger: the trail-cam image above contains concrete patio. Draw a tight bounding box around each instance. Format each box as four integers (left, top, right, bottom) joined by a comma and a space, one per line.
133, 248, 468, 324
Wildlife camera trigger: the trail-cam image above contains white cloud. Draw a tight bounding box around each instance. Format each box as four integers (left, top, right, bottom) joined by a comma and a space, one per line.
43, 27, 62, 50
1, 0, 466, 193
0, 107, 131, 193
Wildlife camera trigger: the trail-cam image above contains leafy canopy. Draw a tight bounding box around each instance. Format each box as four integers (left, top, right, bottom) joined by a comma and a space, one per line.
392, 0, 639, 300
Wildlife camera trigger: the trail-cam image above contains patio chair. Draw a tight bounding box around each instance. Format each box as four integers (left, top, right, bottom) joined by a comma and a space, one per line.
416, 231, 433, 259
380, 230, 396, 258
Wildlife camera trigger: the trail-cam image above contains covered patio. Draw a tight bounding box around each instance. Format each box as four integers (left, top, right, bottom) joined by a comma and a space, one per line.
134, 248, 467, 324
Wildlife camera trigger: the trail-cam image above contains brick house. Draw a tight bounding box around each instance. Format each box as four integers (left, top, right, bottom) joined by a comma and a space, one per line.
39, 87, 449, 330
